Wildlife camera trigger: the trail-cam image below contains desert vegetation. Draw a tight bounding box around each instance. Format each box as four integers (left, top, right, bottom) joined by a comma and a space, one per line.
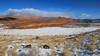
0, 29, 100, 56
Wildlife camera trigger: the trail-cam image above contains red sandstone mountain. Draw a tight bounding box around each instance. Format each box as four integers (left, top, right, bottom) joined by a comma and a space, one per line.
0, 16, 79, 29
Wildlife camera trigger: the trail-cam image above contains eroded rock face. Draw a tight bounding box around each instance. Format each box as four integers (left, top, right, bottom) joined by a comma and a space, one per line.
0, 16, 79, 29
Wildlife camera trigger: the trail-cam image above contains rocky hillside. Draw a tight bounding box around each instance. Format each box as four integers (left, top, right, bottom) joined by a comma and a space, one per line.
0, 16, 79, 29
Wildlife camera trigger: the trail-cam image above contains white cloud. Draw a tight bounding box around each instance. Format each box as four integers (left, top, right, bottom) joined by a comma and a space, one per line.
81, 13, 90, 17
2, 8, 68, 17
80, 13, 91, 19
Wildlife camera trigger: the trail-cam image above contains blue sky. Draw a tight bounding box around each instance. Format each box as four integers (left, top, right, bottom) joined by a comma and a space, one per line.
0, 0, 100, 19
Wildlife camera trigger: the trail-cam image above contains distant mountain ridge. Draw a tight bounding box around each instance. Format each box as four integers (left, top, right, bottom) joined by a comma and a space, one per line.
0, 16, 78, 29
79, 19, 100, 23
0, 16, 99, 29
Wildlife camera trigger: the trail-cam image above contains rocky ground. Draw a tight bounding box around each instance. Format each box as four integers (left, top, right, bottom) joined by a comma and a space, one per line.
0, 30, 100, 56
